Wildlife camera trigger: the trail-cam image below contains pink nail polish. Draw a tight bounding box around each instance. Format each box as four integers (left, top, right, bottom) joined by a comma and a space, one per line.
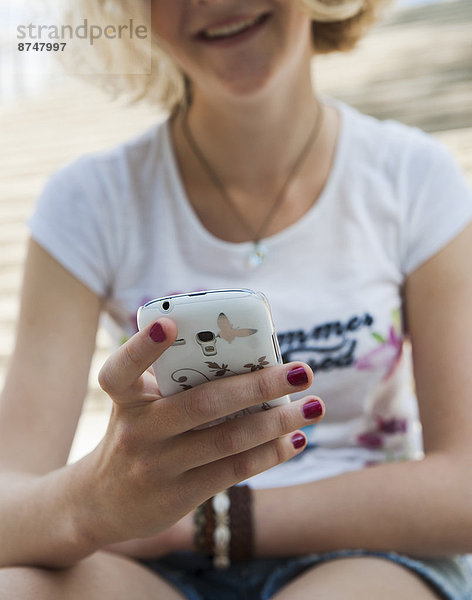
303, 399, 323, 419
291, 433, 306, 449
287, 367, 308, 386
149, 322, 166, 343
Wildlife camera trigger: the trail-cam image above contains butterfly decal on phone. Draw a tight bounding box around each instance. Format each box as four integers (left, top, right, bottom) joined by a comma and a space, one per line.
216, 312, 258, 343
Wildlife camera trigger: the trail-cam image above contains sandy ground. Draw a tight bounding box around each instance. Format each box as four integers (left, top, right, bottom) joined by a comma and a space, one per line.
0, 0, 470, 462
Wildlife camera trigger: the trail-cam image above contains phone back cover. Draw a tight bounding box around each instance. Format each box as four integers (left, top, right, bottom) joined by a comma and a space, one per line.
137, 291, 289, 419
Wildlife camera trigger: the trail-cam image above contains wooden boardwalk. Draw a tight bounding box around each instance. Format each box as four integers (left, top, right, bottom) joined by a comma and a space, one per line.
0, 0, 471, 459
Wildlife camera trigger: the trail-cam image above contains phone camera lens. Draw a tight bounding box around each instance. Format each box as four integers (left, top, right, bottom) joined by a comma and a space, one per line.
197, 331, 214, 343
162, 301, 170, 311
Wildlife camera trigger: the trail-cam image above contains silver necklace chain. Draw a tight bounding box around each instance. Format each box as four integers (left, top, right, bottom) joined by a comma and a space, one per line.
181, 100, 325, 268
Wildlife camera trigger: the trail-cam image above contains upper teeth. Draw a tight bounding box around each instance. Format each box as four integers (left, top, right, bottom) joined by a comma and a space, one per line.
203, 15, 261, 39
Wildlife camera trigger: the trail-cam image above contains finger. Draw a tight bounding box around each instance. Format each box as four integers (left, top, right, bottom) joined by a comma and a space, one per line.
182, 431, 309, 502
168, 396, 324, 470
152, 362, 314, 436
98, 318, 178, 400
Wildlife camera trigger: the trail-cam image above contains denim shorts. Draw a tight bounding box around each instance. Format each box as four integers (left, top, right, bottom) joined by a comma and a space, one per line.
140, 550, 472, 600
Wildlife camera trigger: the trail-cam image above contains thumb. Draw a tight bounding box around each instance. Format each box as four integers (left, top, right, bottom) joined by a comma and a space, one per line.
98, 318, 178, 400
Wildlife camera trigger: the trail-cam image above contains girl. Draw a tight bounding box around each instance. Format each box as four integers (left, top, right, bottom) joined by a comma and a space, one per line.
1, 0, 471, 598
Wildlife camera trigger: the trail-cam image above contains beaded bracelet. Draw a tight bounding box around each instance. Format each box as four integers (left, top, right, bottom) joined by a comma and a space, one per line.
212, 491, 231, 569
194, 485, 253, 569
229, 485, 253, 561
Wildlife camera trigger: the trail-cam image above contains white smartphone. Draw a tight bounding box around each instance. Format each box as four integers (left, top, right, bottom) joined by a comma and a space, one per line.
137, 289, 290, 421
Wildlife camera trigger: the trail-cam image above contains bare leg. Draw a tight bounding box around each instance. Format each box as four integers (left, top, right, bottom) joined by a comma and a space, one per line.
272, 556, 443, 600
0, 551, 185, 600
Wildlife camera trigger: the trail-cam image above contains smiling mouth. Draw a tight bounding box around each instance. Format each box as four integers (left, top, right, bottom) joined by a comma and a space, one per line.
198, 13, 270, 42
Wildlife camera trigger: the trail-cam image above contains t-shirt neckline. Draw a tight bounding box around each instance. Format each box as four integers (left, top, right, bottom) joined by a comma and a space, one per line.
163, 99, 349, 253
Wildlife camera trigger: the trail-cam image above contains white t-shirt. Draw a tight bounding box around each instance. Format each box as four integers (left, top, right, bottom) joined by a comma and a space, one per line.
29, 100, 472, 489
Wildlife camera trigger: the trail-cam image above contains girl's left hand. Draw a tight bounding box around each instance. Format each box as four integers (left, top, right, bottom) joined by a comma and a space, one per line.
104, 512, 194, 560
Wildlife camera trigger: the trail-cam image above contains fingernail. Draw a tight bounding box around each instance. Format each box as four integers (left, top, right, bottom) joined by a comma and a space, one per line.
303, 399, 323, 419
291, 433, 306, 449
149, 322, 166, 343
287, 366, 309, 386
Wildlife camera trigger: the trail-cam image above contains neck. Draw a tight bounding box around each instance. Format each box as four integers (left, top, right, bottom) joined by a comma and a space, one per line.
173, 53, 321, 195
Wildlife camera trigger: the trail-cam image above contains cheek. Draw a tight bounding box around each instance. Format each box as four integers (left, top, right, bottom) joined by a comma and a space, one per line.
150, 0, 182, 42
150, 0, 195, 73
289, 10, 312, 42
283, 11, 313, 61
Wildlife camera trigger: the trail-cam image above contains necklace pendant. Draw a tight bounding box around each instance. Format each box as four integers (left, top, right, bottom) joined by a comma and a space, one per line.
248, 242, 267, 269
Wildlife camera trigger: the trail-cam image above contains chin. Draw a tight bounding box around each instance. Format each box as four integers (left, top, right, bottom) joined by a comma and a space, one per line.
213, 61, 280, 101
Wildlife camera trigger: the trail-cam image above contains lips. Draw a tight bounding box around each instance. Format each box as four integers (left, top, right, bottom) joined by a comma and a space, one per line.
196, 12, 270, 42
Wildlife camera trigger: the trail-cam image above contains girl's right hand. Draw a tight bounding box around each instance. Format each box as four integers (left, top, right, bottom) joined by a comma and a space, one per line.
78, 318, 323, 549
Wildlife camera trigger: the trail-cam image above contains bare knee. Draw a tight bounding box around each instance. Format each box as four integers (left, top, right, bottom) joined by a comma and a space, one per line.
0, 555, 116, 600
273, 556, 441, 600
0, 553, 185, 600
0, 565, 65, 599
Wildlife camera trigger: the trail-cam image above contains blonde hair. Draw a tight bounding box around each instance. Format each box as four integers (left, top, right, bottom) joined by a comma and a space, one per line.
58, 0, 387, 112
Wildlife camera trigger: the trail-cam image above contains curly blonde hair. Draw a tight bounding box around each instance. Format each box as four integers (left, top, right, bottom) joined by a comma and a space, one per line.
59, 0, 388, 111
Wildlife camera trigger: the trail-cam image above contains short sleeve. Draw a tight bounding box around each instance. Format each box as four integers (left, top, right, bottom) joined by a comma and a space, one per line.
400, 137, 472, 275
28, 157, 119, 298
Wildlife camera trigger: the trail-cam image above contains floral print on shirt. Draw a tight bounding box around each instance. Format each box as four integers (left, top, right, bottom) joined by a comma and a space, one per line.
354, 308, 409, 458
355, 308, 402, 381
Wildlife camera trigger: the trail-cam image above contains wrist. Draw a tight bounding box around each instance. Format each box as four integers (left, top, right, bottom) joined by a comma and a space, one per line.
57, 457, 110, 561
62, 448, 126, 557
5, 462, 106, 568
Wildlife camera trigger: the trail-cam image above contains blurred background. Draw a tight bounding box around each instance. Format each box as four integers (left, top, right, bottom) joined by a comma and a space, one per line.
0, 0, 471, 461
